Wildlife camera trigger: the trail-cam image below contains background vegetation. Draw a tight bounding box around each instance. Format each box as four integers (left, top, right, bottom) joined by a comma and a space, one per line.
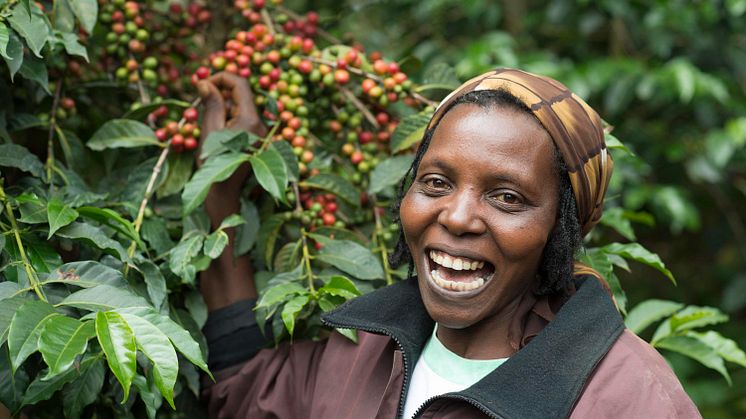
0, 0, 744, 417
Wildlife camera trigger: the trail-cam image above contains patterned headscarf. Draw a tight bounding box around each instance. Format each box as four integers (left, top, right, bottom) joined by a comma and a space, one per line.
428, 68, 614, 237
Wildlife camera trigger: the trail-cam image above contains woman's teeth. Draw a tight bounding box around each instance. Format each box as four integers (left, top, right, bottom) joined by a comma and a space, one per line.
429, 250, 488, 292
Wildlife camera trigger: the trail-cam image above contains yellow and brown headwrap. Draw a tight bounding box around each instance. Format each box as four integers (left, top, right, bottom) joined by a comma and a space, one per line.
428, 68, 614, 237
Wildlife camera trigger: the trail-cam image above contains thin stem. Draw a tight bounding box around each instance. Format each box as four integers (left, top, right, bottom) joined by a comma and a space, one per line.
260, 8, 276, 36
300, 228, 316, 294
0, 185, 46, 302
46, 80, 64, 186
372, 200, 394, 285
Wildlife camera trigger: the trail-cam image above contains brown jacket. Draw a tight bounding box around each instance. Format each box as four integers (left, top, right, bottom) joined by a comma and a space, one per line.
204, 278, 701, 418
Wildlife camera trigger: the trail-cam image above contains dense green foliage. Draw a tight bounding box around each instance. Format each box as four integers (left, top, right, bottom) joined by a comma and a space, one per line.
0, 0, 744, 417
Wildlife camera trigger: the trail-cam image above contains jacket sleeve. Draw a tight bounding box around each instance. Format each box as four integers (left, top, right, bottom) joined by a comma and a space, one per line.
201, 299, 328, 419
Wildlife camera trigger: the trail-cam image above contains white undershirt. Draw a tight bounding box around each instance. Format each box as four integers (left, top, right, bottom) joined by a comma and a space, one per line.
402, 326, 508, 418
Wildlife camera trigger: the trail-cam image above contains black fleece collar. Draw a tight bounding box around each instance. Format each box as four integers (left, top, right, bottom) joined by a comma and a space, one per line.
322, 276, 624, 419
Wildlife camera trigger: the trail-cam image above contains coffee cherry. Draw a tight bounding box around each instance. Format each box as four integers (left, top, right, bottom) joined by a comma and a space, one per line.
183, 107, 199, 122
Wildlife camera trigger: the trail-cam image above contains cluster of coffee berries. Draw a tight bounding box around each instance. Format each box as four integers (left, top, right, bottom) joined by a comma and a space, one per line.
297, 192, 343, 229
153, 107, 201, 152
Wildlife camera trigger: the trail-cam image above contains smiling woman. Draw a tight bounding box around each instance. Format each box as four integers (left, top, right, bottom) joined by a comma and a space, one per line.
198, 69, 701, 418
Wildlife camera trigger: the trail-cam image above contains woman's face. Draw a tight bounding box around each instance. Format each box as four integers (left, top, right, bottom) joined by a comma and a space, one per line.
400, 103, 559, 330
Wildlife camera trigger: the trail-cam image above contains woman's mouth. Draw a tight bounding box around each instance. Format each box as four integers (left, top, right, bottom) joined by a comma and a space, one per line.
427, 249, 494, 292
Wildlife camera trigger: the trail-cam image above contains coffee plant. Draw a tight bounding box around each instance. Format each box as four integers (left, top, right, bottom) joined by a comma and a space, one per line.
0, 0, 743, 417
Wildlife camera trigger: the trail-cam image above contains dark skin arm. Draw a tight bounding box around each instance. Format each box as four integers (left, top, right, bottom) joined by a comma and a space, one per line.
196, 73, 266, 311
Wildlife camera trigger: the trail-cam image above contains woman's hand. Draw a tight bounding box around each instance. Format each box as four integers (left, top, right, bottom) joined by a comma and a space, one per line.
196, 72, 264, 310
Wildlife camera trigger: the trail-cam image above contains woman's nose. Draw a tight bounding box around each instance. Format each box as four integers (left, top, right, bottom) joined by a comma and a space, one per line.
436, 191, 487, 236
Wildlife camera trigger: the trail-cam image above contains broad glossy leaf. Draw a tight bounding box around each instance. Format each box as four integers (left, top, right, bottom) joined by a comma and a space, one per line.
599, 207, 636, 241
257, 214, 285, 267
59, 284, 150, 312
21, 354, 98, 407
270, 140, 299, 182
62, 357, 105, 418
8, 300, 59, 371
141, 217, 175, 256
421, 62, 460, 89
43, 260, 126, 288
133, 374, 163, 419
18, 54, 49, 93
134, 259, 167, 312
68, 0, 97, 33
120, 313, 178, 408
199, 129, 248, 160
0, 23, 10, 60
0, 143, 44, 177
75, 207, 140, 244
301, 173, 359, 206
316, 239, 384, 280
234, 199, 259, 256
0, 282, 20, 301
368, 155, 414, 195
59, 32, 87, 61
601, 242, 674, 283
688, 330, 746, 368
116, 306, 210, 376
168, 234, 204, 284
52, 0, 75, 32
249, 147, 289, 203
39, 317, 95, 379
96, 311, 136, 403
391, 111, 432, 153
0, 346, 29, 413
157, 152, 193, 198
203, 230, 229, 259
624, 299, 684, 335
218, 214, 246, 230
0, 297, 28, 345
184, 291, 207, 329
56, 222, 129, 261
87, 119, 160, 151
47, 198, 79, 238
3, 30, 23, 79
7, 5, 49, 58
669, 305, 728, 332
16, 192, 47, 223
273, 240, 301, 272
281, 294, 310, 336
182, 152, 249, 215
256, 282, 305, 309
319, 275, 361, 300
655, 335, 730, 384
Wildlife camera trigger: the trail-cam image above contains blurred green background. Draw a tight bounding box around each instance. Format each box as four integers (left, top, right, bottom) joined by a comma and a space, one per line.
286, 0, 746, 416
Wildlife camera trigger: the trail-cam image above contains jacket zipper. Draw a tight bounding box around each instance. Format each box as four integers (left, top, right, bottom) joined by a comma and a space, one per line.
411, 394, 502, 419
321, 318, 411, 419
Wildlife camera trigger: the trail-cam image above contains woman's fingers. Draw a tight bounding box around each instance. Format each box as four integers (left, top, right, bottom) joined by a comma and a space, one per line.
196, 78, 227, 137
209, 72, 267, 136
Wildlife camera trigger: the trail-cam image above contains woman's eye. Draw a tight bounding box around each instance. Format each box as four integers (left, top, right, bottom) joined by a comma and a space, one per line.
420, 176, 450, 191
494, 192, 522, 205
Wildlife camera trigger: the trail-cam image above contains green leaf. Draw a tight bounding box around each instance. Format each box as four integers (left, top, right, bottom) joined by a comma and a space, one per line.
59, 32, 88, 61
7, 4, 49, 58
249, 147, 289, 203
96, 311, 136, 403
58, 284, 150, 312
120, 313, 178, 409
0, 282, 20, 301
316, 239, 384, 280
0, 143, 44, 177
368, 155, 414, 195
203, 230, 229, 259
256, 213, 285, 267
87, 119, 160, 151
256, 282, 306, 309
391, 111, 432, 153
281, 294, 310, 336
134, 259, 167, 312
0, 345, 29, 413
301, 173, 359, 207
0, 297, 28, 346
234, 199, 260, 256
168, 234, 204, 284
3, 30, 23, 80
688, 330, 746, 368
39, 317, 95, 379
122, 99, 190, 121
624, 299, 684, 335
47, 198, 79, 238
52, 0, 75, 32
319, 275, 361, 300
273, 240, 301, 272
669, 305, 729, 332
141, 218, 175, 256
16, 192, 47, 223
0, 23, 11, 60
44, 261, 126, 288
601, 242, 675, 283
132, 374, 162, 419
270, 140, 299, 182
56, 222, 129, 261
8, 300, 60, 372
199, 129, 248, 160
116, 306, 210, 376
655, 335, 730, 384
21, 354, 99, 407
184, 291, 207, 328
77, 206, 141, 245
157, 152, 194, 198
420, 62, 460, 90
599, 207, 636, 241
181, 152, 249, 215
62, 357, 105, 418
68, 0, 97, 33
218, 214, 246, 230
